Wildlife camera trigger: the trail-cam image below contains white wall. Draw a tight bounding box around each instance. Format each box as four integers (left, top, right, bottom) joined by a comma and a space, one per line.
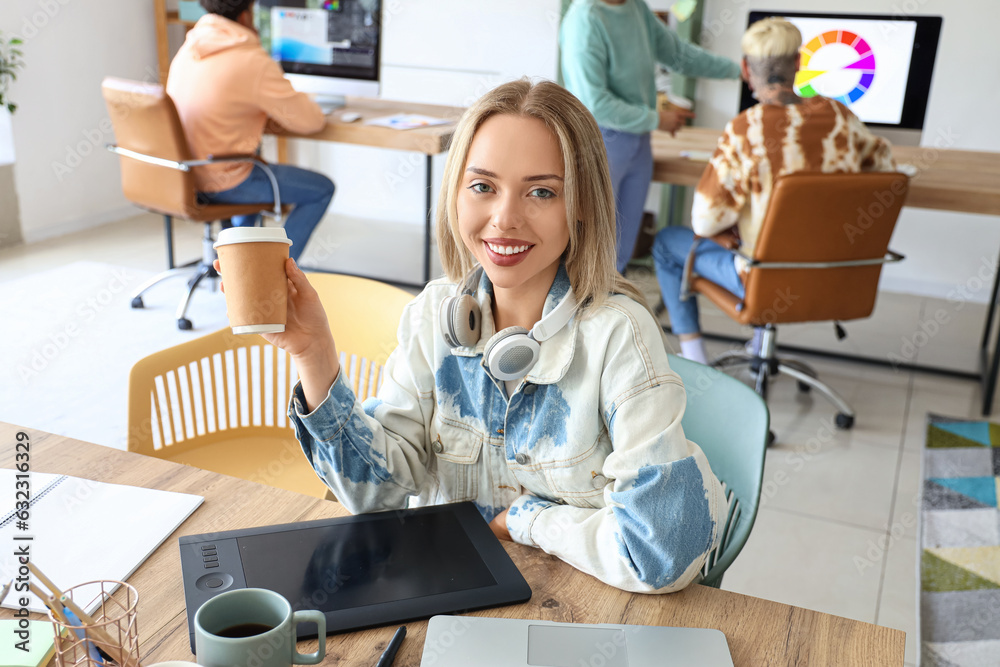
0, 0, 158, 243
691, 0, 1000, 302
1, 0, 559, 248
0, 110, 14, 166
294, 0, 561, 228
6, 0, 994, 303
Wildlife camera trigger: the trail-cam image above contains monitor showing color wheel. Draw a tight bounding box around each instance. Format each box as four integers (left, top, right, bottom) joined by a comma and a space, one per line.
740, 11, 942, 130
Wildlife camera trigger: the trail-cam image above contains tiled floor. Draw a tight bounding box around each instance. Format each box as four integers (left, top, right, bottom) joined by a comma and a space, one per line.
4, 214, 996, 666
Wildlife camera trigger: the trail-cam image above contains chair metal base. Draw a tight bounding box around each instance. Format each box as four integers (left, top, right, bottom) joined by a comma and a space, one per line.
711, 325, 855, 431
130, 220, 221, 330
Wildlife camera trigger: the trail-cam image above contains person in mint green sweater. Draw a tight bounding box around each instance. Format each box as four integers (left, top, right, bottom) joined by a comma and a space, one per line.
560, 0, 740, 273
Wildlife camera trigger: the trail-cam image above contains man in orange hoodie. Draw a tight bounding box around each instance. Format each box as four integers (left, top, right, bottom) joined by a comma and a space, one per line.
167, 0, 333, 261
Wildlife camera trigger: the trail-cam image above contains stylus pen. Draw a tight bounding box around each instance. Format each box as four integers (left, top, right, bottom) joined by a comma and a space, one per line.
376, 625, 406, 667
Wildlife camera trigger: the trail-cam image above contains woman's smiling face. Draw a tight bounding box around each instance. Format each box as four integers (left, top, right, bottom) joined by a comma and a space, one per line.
457, 113, 569, 299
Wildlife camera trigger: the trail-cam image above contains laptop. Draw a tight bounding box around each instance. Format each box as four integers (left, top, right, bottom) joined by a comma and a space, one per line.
420, 615, 734, 667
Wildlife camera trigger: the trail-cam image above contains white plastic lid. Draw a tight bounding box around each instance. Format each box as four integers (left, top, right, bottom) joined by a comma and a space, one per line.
232, 324, 285, 335
214, 227, 292, 248
665, 93, 694, 110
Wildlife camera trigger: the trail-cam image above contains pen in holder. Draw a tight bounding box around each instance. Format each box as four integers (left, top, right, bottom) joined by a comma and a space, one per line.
47, 580, 140, 667
28, 562, 140, 667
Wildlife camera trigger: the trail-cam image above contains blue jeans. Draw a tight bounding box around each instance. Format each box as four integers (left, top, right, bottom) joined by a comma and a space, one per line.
200, 164, 334, 262
600, 127, 653, 274
652, 227, 745, 335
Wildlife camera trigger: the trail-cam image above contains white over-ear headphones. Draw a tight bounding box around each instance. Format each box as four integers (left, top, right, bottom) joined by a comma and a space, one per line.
439, 266, 578, 381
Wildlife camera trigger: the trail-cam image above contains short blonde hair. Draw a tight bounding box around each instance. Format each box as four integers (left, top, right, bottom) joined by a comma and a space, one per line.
741, 17, 802, 59
436, 78, 646, 313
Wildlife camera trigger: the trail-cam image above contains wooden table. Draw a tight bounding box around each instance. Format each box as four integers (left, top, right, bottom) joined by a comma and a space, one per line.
653, 127, 1000, 414
0, 422, 904, 666
651, 127, 1000, 216
271, 97, 464, 286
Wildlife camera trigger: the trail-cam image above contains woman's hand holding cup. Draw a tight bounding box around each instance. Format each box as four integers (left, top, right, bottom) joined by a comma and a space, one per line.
213, 255, 341, 412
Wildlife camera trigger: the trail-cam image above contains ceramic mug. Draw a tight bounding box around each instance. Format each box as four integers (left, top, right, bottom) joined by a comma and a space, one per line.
194, 588, 326, 667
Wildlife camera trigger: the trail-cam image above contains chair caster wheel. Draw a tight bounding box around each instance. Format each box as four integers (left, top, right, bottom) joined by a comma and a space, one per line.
797, 381, 811, 393
766, 430, 776, 447
131, 296, 144, 309
835, 413, 855, 430
177, 318, 193, 331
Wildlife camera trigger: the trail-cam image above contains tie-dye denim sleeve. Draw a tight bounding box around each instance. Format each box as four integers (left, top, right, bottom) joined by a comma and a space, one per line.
287, 294, 440, 515
505, 306, 727, 593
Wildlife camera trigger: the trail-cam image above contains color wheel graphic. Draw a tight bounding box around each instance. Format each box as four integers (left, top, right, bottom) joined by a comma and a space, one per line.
795, 30, 875, 105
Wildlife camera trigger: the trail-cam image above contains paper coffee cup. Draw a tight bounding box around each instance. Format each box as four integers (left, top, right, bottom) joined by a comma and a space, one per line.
213, 227, 293, 335
658, 92, 694, 112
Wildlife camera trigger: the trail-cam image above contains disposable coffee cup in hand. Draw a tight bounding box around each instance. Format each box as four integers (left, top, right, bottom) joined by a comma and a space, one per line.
213, 227, 293, 335
658, 92, 694, 113
194, 588, 326, 667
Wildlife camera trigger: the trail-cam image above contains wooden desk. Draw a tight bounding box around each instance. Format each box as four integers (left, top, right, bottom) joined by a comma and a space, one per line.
652, 128, 1000, 414
651, 127, 1000, 216
271, 97, 464, 286
0, 422, 904, 666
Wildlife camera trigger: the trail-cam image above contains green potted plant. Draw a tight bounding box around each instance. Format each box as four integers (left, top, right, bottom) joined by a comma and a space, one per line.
0, 31, 24, 113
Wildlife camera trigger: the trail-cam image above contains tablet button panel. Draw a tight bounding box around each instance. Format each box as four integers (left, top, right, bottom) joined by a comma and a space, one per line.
195, 572, 234, 592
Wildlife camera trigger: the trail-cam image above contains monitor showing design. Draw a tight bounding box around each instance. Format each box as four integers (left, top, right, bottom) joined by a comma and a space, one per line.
741, 11, 942, 130
255, 0, 381, 103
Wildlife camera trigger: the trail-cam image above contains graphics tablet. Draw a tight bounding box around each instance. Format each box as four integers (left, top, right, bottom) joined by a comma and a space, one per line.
178, 502, 531, 650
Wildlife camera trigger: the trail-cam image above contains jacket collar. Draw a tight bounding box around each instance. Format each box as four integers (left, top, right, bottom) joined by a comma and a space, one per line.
449, 265, 578, 385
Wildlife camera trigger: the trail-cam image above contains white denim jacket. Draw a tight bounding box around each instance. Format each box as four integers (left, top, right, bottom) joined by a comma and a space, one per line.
289, 268, 727, 593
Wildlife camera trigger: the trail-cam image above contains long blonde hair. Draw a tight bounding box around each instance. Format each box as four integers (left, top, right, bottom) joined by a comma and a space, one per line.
436, 78, 648, 314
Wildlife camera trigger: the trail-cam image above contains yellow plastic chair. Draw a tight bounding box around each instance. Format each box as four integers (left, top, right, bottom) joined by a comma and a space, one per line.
126, 273, 414, 499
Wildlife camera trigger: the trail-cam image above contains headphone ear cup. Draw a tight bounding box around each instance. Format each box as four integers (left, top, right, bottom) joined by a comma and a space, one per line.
484, 327, 539, 381
440, 293, 481, 348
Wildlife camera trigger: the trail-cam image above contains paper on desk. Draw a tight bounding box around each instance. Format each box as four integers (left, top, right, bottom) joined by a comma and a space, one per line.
365, 113, 451, 130
680, 150, 714, 162
0, 469, 203, 614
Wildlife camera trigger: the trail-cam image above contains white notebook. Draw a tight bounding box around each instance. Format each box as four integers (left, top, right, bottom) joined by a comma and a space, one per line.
0, 469, 203, 613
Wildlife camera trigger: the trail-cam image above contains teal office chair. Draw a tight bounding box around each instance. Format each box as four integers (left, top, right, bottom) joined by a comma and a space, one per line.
668, 354, 769, 588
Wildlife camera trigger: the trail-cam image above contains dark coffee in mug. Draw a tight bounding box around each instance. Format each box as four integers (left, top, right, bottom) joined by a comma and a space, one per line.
216, 623, 275, 638
194, 588, 326, 667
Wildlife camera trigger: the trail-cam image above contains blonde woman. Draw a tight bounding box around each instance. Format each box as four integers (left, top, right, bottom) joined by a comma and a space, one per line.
258, 79, 727, 593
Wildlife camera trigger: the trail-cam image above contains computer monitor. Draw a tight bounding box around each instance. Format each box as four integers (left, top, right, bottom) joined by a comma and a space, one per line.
740, 11, 942, 144
255, 0, 381, 108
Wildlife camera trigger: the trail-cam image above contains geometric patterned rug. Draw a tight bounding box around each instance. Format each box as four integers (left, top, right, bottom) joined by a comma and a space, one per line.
921, 414, 1000, 666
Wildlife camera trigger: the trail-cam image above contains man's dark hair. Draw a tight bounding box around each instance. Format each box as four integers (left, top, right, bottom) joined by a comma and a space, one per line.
199, 0, 254, 21
745, 55, 798, 87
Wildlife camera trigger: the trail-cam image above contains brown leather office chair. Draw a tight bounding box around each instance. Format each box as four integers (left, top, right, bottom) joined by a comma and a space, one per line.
102, 76, 287, 331
681, 171, 909, 430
